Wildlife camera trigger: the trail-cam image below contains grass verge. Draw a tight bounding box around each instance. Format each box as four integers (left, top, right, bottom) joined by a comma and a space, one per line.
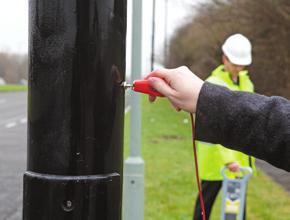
0, 84, 27, 92
124, 96, 290, 220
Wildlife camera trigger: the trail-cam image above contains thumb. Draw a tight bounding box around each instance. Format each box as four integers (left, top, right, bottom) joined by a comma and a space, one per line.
148, 77, 174, 97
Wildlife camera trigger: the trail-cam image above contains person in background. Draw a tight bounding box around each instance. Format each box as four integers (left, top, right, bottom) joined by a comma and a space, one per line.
193, 34, 255, 220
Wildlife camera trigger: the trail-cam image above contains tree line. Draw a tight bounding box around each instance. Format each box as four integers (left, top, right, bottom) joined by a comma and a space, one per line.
166, 0, 290, 98
0, 52, 28, 84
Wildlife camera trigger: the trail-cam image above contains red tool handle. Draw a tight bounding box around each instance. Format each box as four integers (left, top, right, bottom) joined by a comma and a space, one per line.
133, 80, 164, 97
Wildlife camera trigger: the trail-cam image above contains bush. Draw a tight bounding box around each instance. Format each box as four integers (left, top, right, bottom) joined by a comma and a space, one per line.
0, 53, 28, 84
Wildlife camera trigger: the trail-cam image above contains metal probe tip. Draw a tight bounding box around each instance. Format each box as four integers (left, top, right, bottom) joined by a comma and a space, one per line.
121, 81, 133, 90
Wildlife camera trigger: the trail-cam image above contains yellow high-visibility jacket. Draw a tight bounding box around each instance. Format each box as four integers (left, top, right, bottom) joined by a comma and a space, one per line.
196, 65, 256, 180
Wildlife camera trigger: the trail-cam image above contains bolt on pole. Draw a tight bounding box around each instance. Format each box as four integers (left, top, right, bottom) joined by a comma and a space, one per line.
23, 0, 127, 219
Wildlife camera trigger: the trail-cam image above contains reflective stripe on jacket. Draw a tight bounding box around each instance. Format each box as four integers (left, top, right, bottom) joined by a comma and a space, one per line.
196, 64, 256, 180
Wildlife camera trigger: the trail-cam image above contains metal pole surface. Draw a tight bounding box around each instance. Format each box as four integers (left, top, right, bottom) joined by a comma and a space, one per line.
23, 0, 127, 219
123, 0, 144, 219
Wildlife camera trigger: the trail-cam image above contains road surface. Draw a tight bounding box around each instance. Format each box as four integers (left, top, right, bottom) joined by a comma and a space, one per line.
0, 92, 26, 220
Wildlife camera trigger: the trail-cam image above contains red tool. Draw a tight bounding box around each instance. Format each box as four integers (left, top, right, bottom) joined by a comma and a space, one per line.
122, 80, 164, 97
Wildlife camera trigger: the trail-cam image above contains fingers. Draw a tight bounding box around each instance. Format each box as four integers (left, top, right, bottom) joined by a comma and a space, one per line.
149, 92, 181, 112
144, 66, 201, 113
174, 106, 181, 112
144, 68, 171, 80
148, 95, 156, 103
165, 99, 181, 112
147, 77, 174, 97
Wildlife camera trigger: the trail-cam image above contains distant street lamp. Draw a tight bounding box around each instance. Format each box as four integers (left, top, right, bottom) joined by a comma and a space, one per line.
164, 0, 168, 63
151, 0, 156, 71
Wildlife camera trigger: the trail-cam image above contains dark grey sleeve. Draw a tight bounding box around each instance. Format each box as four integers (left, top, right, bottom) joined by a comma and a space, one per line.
195, 82, 290, 172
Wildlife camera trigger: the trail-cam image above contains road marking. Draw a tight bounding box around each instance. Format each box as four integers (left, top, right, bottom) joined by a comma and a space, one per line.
5, 122, 17, 128
20, 118, 27, 124
0, 115, 26, 126
0, 99, 6, 104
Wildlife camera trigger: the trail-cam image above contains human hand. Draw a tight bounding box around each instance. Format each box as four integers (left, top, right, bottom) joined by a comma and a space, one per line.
227, 162, 240, 172
145, 66, 204, 113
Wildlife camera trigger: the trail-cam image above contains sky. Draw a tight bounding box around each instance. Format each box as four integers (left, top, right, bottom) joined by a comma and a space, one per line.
152, 0, 206, 52
0, 0, 205, 57
0, 0, 28, 54
129, 0, 206, 73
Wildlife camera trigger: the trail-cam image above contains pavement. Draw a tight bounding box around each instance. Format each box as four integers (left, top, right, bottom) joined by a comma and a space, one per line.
0, 91, 289, 220
256, 159, 290, 192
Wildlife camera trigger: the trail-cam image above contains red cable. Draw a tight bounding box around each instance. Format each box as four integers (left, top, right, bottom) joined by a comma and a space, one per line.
190, 113, 206, 220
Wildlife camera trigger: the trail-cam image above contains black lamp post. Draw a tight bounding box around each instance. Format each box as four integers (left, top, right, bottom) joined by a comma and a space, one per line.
23, 1, 127, 219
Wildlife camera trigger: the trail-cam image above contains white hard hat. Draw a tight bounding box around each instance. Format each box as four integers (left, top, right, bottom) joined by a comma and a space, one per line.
222, 34, 252, 66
